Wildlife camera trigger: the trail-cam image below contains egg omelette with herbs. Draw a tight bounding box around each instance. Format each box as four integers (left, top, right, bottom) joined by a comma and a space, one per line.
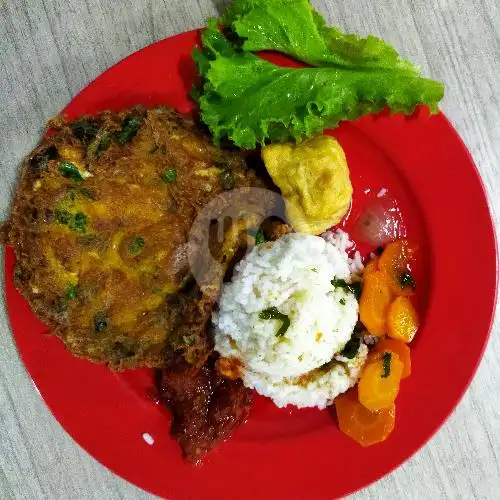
2, 105, 258, 370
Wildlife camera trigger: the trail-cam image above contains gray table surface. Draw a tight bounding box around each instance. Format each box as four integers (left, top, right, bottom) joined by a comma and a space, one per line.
1, 0, 499, 498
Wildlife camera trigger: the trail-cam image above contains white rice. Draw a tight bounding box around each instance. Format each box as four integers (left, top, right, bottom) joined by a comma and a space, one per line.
213, 231, 366, 409
321, 228, 364, 276
246, 344, 367, 409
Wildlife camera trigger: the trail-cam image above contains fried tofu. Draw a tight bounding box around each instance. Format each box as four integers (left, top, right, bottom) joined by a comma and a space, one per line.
262, 135, 352, 234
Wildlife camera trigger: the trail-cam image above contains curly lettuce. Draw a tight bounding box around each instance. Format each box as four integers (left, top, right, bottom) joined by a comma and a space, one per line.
222, 0, 416, 72
193, 1, 444, 148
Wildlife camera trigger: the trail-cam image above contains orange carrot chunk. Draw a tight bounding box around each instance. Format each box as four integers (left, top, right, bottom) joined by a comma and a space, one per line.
358, 352, 404, 410
359, 270, 393, 336
371, 338, 411, 378
387, 296, 420, 343
335, 387, 396, 447
378, 239, 416, 296
363, 257, 379, 276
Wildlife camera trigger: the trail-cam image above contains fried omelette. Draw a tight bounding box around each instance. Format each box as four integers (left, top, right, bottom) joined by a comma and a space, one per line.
3, 105, 260, 370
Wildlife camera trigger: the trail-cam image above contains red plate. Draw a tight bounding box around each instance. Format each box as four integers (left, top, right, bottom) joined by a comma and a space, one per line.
5, 30, 498, 499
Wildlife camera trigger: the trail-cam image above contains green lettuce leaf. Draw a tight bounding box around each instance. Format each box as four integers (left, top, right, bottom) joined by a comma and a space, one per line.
222, 0, 417, 72
194, 24, 444, 149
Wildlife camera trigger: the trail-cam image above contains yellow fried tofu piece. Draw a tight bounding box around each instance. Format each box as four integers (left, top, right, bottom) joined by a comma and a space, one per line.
262, 135, 352, 234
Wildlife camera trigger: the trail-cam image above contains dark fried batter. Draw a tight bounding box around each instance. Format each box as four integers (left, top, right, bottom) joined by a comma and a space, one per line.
5, 106, 258, 370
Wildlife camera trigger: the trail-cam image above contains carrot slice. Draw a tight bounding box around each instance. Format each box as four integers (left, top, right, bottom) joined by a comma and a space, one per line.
359, 270, 393, 336
358, 352, 404, 410
371, 338, 411, 378
335, 387, 395, 447
387, 296, 419, 343
364, 257, 379, 276
378, 239, 416, 296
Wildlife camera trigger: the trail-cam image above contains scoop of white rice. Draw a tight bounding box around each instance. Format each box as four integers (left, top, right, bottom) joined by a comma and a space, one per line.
213, 232, 366, 409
